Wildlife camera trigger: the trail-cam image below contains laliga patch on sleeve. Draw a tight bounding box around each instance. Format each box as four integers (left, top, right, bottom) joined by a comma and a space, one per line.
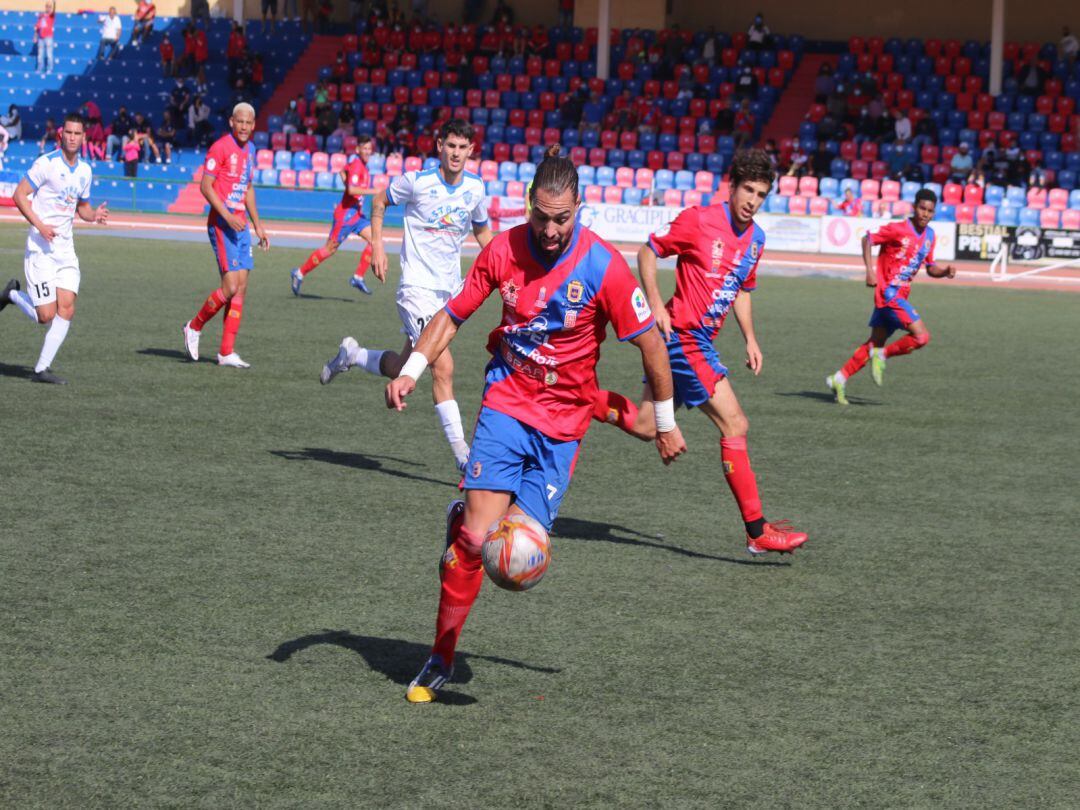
631, 287, 651, 322
350, 174, 359, 185
206, 157, 217, 172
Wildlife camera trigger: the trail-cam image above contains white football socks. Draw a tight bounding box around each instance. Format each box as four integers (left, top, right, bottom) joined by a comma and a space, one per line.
348, 344, 385, 376
35, 315, 70, 373
434, 399, 470, 468
10, 289, 39, 322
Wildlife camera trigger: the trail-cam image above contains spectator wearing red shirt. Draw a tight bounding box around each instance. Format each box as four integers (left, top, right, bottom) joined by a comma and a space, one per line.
838, 188, 862, 216
734, 98, 755, 149
529, 24, 549, 56
193, 26, 209, 69
226, 22, 247, 81
159, 35, 175, 76
559, 0, 574, 27
34, 1, 56, 75
132, 0, 156, 47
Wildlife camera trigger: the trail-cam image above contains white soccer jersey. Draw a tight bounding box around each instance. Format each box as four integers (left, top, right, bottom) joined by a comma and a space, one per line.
24, 150, 93, 255
385, 167, 488, 292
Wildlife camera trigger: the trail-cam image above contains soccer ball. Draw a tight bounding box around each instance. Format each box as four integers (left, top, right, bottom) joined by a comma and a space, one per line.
481, 513, 551, 592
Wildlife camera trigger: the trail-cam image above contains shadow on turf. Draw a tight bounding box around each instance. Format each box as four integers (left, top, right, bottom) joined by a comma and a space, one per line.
777, 390, 882, 406
0, 362, 35, 379
295, 293, 357, 303
270, 447, 456, 488
552, 516, 791, 567
267, 630, 561, 704
137, 348, 213, 363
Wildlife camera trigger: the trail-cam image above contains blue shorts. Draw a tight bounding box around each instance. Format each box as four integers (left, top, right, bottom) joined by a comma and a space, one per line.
665, 329, 728, 409
208, 221, 253, 273
464, 406, 581, 531
869, 297, 920, 334
328, 205, 371, 245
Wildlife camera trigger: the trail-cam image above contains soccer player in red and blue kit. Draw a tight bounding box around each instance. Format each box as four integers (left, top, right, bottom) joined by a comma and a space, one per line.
826, 189, 956, 404
290, 134, 376, 296
592, 150, 808, 556
385, 145, 687, 703
182, 103, 269, 368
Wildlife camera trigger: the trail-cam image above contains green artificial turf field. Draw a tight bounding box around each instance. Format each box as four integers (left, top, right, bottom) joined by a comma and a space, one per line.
1, 223, 1078, 807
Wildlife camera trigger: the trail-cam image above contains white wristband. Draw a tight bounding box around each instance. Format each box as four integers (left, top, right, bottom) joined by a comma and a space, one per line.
654, 398, 676, 433
399, 351, 429, 382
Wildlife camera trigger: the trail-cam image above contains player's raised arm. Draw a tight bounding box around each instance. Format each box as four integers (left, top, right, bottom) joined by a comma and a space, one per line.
13, 178, 56, 240
732, 290, 762, 375
244, 184, 269, 250
385, 309, 459, 411
629, 326, 686, 464
636, 242, 671, 340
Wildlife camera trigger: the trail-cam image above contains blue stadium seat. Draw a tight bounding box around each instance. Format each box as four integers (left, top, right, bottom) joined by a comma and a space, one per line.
623, 187, 644, 205
518, 162, 536, 182
498, 161, 517, 182
984, 185, 1005, 206
606, 148, 626, 167
674, 170, 694, 190
485, 180, 506, 196
325, 135, 343, 153
654, 169, 674, 190
577, 165, 595, 185
901, 181, 922, 202
274, 151, 292, 170
292, 153, 311, 171
767, 195, 789, 214
840, 178, 861, 197
685, 153, 704, 172
1058, 170, 1077, 189
819, 177, 839, 198
935, 203, 955, 221
705, 153, 725, 173
1005, 186, 1026, 207
260, 169, 278, 186
996, 206, 1020, 226
1019, 207, 1040, 226
315, 172, 335, 189
627, 149, 645, 169
596, 166, 616, 186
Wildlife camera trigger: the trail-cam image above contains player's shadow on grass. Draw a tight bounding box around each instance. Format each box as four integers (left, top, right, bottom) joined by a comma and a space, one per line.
267, 630, 561, 705
778, 390, 882, 406
270, 447, 456, 488
552, 516, 791, 567
0, 362, 35, 379
294, 292, 357, 303
137, 348, 213, 363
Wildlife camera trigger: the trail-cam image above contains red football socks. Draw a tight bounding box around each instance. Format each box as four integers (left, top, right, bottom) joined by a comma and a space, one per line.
432, 525, 485, 665
592, 389, 639, 433
299, 246, 333, 277
190, 288, 228, 331
720, 436, 764, 523
885, 333, 927, 357
219, 295, 244, 356
841, 340, 873, 378
354, 243, 372, 279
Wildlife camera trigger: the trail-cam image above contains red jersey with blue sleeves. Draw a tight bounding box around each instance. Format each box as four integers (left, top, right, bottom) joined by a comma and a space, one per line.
868, 219, 936, 307
648, 203, 764, 340
202, 134, 255, 227
339, 156, 369, 210
446, 223, 655, 442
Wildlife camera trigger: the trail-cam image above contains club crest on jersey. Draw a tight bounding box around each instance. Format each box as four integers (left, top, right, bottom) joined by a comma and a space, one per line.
711, 239, 724, 272
464, 191, 473, 205
544, 371, 558, 385
567, 280, 584, 303
501, 280, 519, 306
631, 287, 651, 322
471, 462, 483, 478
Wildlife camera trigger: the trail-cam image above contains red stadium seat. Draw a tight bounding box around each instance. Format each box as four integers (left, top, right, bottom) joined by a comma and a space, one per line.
778, 176, 798, 196
850, 160, 869, 180
569, 147, 586, 166
870, 161, 889, 180
942, 183, 964, 205
987, 111, 1006, 131
1027, 188, 1048, 208
524, 127, 542, 146
505, 180, 525, 198
1048, 189, 1069, 210
954, 204, 975, 223
860, 179, 880, 199
809, 196, 830, 216
975, 205, 997, 225
493, 142, 510, 162
297, 170, 315, 189
543, 127, 561, 146
647, 151, 665, 171
588, 147, 607, 167
880, 180, 900, 201
584, 185, 603, 203
859, 141, 878, 161
788, 195, 809, 215
511, 144, 530, 163
663, 188, 683, 207
964, 184, 984, 205
1040, 208, 1061, 228
921, 145, 940, 164
840, 141, 858, 161
311, 152, 329, 172
1062, 209, 1080, 229
256, 149, 274, 170
798, 176, 818, 197
403, 156, 422, 173
683, 190, 703, 207
666, 151, 685, 171
695, 171, 715, 192
620, 131, 638, 151
601, 130, 618, 149
603, 186, 624, 204
615, 167, 634, 188
892, 201, 913, 217
277, 169, 296, 187
635, 168, 654, 189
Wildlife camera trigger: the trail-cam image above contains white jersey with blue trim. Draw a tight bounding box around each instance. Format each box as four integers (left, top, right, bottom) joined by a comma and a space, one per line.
23, 150, 93, 255
386, 167, 488, 292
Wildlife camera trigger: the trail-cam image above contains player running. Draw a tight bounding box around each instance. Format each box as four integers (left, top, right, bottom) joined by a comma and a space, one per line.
182, 103, 269, 369
826, 189, 956, 404
290, 134, 376, 296
2, 112, 108, 384
319, 118, 492, 474
385, 145, 687, 703
590, 149, 808, 556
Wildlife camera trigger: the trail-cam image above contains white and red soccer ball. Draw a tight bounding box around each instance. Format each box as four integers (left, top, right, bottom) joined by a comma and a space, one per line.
481, 513, 551, 591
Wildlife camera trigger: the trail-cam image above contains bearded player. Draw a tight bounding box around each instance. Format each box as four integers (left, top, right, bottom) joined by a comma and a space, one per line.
385, 145, 687, 703
290, 134, 376, 296
591, 149, 808, 556
182, 103, 269, 369
826, 189, 956, 404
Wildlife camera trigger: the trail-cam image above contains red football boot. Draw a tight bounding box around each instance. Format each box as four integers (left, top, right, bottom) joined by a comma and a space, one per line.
746, 520, 808, 555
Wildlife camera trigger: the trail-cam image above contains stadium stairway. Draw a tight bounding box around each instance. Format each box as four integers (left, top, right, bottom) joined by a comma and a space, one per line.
760, 53, 836, 146
166, 177, 207, 215
256, 35, 344, 129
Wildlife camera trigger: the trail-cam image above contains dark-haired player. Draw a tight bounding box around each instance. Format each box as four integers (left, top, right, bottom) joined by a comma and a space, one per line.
826, 189, 956, 404
290, 134, 376, 296
386, 144, 687, 703
3, 112, 108, 384
592, 149, 808, 555
319, 119, 492, 474
182, 102, 269, 369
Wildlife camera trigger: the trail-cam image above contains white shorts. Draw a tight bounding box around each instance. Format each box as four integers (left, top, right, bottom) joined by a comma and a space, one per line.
396, 284, 456, 344
24, 250, 81, 306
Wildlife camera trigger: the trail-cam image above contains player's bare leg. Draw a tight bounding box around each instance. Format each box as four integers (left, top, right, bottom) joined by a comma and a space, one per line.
29, 287, 76, 384
873, 320, 931, 386
699, 379, 807, 555
408, 489, 517, 704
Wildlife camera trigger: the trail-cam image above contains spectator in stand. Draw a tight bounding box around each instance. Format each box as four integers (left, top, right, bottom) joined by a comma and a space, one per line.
762, 138, 779, 170
913, 112, 936, 147
559, 88, 586, 129
190, 0, 210, 27
332, 51, 349, 85
106, 106, 134, 160
713, 96, 734, 134
34, 1, 56, 75
193, 66, 209, 98
301, 0, 317, 33
887, 140, 910, 178
786, 139, 809, 177
893, 109, 911, 143
949, 142, 974, 183
187, 95, 212, 147
701, 26, 718, 67
854, 107, 877, 142
317, 0, 332, 33
232, 78, 253, 109
37, 117, 57, 153
132, 0, 156, 47
335, 102, 355, 138
735, 66, 758, 103
96, 7, 123, 62
133, 112, 160, 162
261, 0, 278, 35
193, 24, 209, 72
83, 117, 107, 159
1060, 26, 1078, 68
747, 13, 771, 51
169, 76, 192, 124
491, 0, 514, 25
1018, 60, 1044, 96
0, 124, 9, 169
558, 0, 573, 28
179, 25, 196, 75
155, 110, 176, 162
814, 63, 835, 104
316, 103, 338, 137
1028, 157, 1050, 189
2, 105, 23, 141
81, 100, 102, 129
838, 188, 862, 216
159, 34, 175, 76
250, 55, 264, 93
734, 98, 755, 150
227, 22, 247, 82
816, 110, 840, 142
810, 141, 832, 178
282, 98, 302, 135
123, 129, 141, 177
1004, 144, 1026, 186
